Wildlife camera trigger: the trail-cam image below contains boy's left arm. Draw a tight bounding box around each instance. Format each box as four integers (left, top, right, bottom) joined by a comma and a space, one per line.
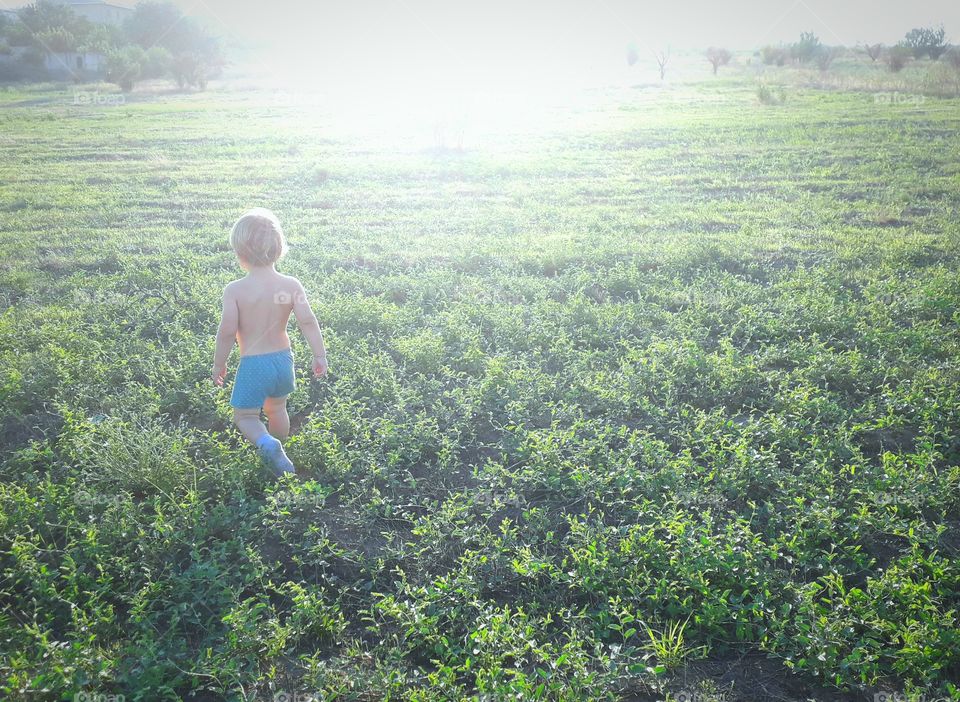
211, 285, 239, 386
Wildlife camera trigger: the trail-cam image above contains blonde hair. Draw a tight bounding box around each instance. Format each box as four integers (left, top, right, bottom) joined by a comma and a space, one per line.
229, 207, 288, 267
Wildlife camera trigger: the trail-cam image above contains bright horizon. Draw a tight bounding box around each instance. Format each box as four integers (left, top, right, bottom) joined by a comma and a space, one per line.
160, 0, 960, 97
3, 0, 959, 52
187, 0, 960, 60
3, 0, 959, 91
184, 0, 960, 48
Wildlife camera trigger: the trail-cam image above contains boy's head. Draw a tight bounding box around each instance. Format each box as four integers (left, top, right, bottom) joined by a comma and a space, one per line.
230, 207, 288, 269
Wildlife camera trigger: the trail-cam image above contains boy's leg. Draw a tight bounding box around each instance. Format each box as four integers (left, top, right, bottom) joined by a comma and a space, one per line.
263, 395, 290, 440
233, 407, 268, 444
234, 406, 294, 476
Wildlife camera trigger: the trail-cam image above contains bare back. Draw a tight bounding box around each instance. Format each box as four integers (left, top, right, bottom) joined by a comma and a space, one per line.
227, 270, 300, 356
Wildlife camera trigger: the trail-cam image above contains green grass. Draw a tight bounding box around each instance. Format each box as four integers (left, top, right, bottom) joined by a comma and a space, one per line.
0, 68, 959, 701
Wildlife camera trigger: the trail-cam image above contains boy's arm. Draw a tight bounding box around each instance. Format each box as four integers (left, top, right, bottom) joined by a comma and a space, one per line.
292, 279, 328, 377
211, 285, 239, 386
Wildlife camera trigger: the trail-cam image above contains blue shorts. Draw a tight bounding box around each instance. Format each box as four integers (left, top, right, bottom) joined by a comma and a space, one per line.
230, 348, 295, 409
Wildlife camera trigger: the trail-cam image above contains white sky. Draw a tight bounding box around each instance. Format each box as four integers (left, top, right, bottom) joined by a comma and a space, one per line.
172, 0, 959, 86
184, 0, 960, 51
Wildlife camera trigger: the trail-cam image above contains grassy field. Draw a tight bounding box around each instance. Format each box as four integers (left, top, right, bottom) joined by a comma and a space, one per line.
1, 68, 959, 701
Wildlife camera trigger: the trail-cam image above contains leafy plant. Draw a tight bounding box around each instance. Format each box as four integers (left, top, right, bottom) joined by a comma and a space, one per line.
903, 25, 948, 60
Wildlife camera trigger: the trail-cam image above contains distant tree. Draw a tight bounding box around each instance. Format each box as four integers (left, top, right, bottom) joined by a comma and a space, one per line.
171, 48, 223, 89
790, 31, 822, 63
884, 44, 911, 72
947, 46, 960, 70
761, 45, 788, 66
35, 26, 75, 53
124, 1, 222, 89
863, 43, 884, 62
105, 45, 144, 91
814, 46, 843, 71
903, 25, 948, 59
123, 1, 183, 50
80, 23, 123, 54
17, 0, 88, 37
706, 47, 732, 75
18, 1, 77, 32
626, 42, 639, 66
124, 1, 216, 56
141, 45, 172, 79
5, 18, 35, 47
13, 0, 93, 55
171, 52, 197, 88
653, 47, 670, 80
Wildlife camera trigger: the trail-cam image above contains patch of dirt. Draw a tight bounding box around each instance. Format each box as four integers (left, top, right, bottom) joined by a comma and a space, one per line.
288, 411, 312, 435
854, 531, 910, 577
855, 426, 918, 460
622, 651, 859, 701
0, 411, 63, 459
37, 256, 122, 275
937, 520, 960, 557
873, 218, 909, 228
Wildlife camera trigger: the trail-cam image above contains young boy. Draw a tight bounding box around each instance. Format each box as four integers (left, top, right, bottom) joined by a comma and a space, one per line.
211, 207, 328, 476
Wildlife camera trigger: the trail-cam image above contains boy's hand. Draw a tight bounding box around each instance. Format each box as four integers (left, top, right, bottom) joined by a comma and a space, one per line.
211, 364, 227, 387
313, 355, 328, 378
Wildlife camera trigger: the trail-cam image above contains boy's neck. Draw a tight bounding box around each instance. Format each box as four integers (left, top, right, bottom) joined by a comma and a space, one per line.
246, 264, 276, 276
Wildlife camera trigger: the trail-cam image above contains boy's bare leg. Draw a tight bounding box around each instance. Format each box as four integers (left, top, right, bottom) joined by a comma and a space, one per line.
233, 407, 268, 444
234, 406, 294, 476
263, 396, 290, 440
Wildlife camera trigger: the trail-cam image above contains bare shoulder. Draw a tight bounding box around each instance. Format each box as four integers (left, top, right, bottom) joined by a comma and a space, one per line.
223, 279, 244, 297
278, 273, 305, 292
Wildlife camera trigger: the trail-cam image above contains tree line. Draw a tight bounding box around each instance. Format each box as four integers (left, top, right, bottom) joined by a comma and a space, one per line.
755, 26, 954, 73
626, 26, 958, 79
0, 0, 223, 90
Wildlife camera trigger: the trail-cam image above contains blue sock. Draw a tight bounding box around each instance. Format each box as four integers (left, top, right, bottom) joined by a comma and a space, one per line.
255, 433, 295, 476
256, 433, 279, 451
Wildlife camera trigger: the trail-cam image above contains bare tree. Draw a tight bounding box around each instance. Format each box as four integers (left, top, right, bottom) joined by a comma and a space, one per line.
654, 47, 670, 80
863, 43, 884, 62
884, 44, 911, 72
815, 46, 844, 72
904, 25, 948, 60
706, 47, 732, 75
